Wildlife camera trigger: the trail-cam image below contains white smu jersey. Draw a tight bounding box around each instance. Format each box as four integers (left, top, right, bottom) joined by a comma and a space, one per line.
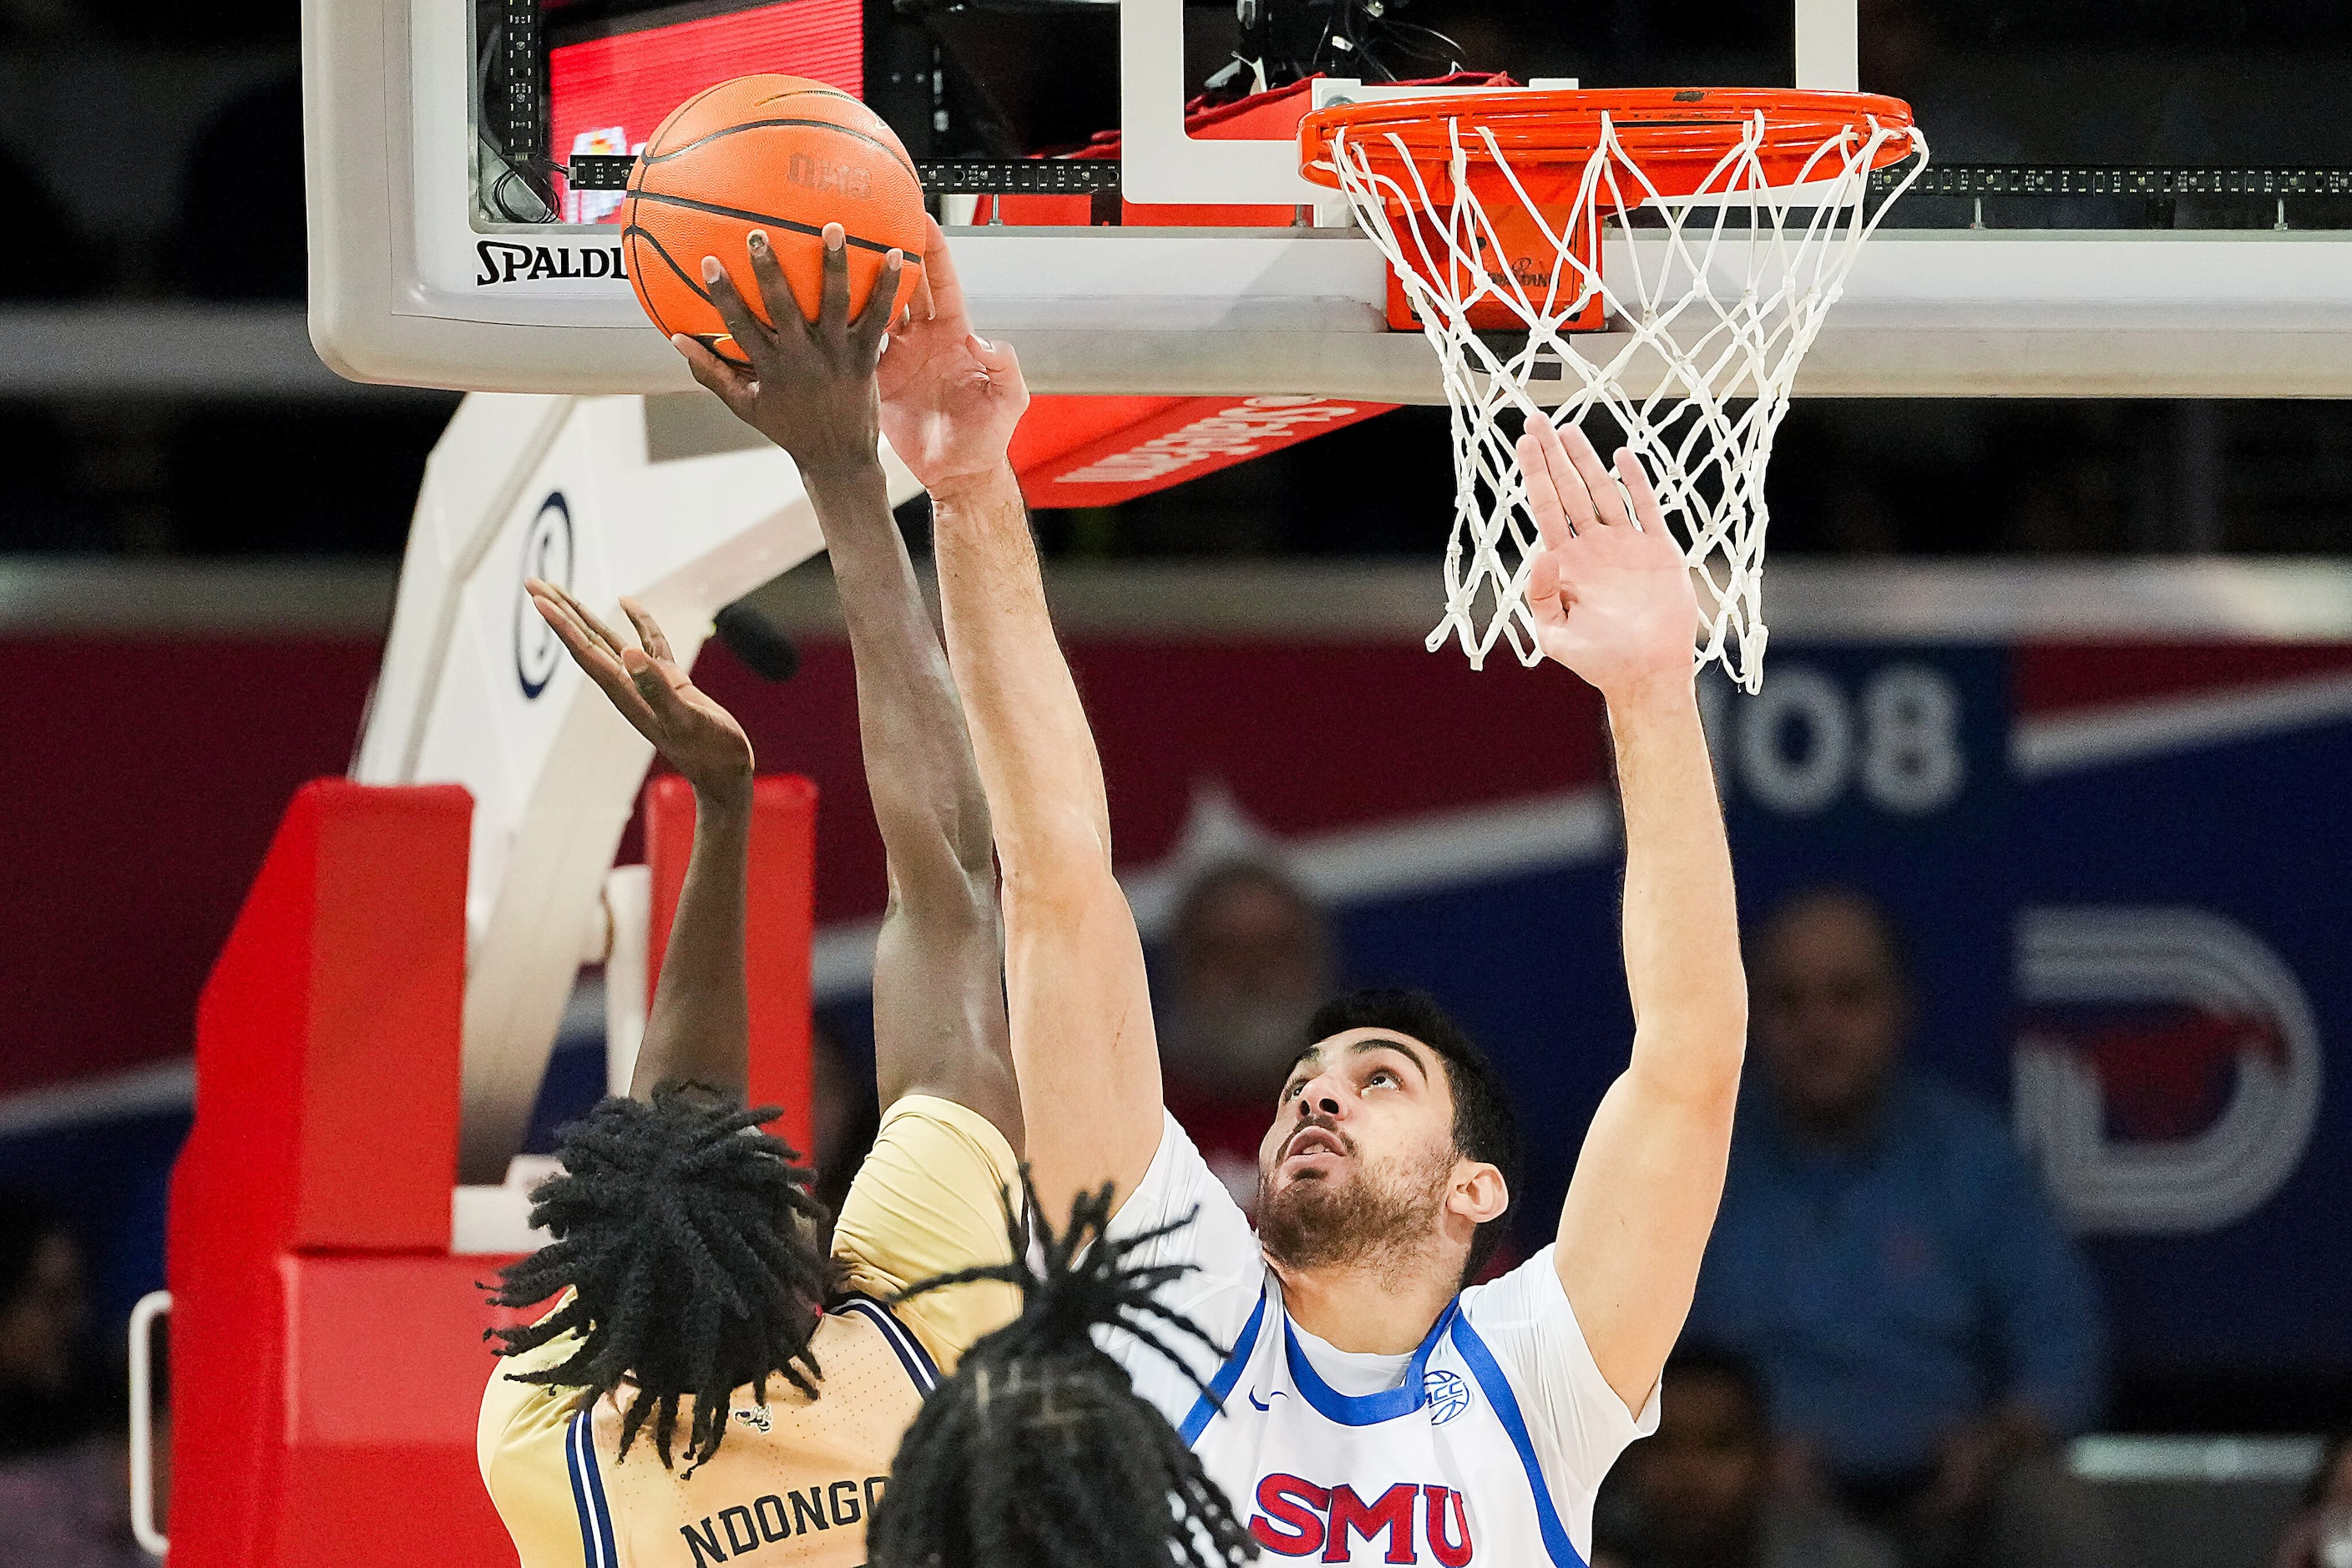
1104, 1115, 1658, 1568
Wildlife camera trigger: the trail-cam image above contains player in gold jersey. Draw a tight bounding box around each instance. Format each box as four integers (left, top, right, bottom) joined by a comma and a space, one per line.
476, 229, 1031, 1568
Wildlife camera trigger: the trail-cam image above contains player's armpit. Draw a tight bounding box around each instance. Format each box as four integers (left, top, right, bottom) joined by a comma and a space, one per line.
830, 1095, 1023, 1373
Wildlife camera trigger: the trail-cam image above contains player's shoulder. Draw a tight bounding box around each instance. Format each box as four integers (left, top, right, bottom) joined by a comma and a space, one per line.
1113, 1109, 1245, 1237
1449, 1246, 1662, 1458
822, 1292, 945, 1395
479, 1293, 589, 1454
478, 1321, 599, 1567
1454, 1243, 1572, 1329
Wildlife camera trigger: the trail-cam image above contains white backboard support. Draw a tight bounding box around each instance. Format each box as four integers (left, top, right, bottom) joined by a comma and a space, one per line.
352, 390, 920, 1180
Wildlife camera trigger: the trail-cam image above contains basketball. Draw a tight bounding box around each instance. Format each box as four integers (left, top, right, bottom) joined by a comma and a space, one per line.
620, 74, 928, 365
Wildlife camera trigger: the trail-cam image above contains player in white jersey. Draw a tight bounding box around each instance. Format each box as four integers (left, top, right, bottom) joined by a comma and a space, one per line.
889, 224, 1745, 1568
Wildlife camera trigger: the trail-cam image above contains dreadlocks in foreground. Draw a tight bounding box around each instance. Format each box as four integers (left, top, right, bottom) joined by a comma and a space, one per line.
484, 1087, 831, 1471
870, 1179, 1256, 1568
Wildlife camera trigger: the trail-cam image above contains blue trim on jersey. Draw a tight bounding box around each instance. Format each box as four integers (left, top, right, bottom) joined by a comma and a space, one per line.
1281, 1298, 1460, 1427
564, 1410, 620, 1568
835, 1293, 938, 1394
1449, 1312, 1586, 1568
1179, 1287, 1269, 1445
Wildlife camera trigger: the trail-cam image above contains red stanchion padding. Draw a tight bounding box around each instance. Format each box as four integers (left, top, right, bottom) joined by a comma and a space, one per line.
271, 1253, 523, 1565
644, 771, 819, 1153
166, 779, 479, 1567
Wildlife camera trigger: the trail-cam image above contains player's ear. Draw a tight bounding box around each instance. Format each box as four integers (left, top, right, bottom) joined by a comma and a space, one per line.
1449, 1160, 1509, 1228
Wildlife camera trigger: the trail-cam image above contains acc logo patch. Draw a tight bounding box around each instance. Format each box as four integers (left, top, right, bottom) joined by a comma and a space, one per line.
731, 1405, 773, 1434
1424, 1368, 1473, 1426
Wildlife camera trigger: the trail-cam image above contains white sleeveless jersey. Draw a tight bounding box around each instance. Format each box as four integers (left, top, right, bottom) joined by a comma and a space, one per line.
1103, 1115, 1657, 1568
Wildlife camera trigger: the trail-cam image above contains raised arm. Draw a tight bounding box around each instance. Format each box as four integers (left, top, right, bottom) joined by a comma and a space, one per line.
873, 222, 1161, 1221
526, 583, 755, 1103
672, 225, 1022, 1141
1521, 422, 1748, 1414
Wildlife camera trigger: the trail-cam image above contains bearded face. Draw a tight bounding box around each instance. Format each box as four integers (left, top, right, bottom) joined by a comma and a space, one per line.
1256, 1112, 1461, 1274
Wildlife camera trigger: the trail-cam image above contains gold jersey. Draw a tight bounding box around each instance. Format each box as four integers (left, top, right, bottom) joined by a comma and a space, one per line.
478, 1096, 1020, 1568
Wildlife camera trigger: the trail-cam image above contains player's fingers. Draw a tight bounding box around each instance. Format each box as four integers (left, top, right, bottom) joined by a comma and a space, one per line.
1526, 545, 1566, 617
618, 597, 675, 665
621, 645, 691, 722
966, 333, 1027, 404
533, 579, 629, 660
530, 589, 643, 713
673, 333, 755, 415
1559, 423, 1628, 527
528, 587, 603, 667
817, 224, 852, 337
852, 248, 904, 357
742, 232, 807, 360
1518, 428, 1572, 548
701, 256, 773, 370
1614, 447, 1667, 536
1533, 421, 1599, 533
913, 265, 935, 322
923, 216, 969, 328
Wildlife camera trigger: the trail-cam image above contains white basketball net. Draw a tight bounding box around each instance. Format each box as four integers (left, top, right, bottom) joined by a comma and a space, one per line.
1323, 107, 1926, 690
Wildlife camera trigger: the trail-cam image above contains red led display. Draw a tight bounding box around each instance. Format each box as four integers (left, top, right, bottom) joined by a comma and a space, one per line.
549, 0, 863, 223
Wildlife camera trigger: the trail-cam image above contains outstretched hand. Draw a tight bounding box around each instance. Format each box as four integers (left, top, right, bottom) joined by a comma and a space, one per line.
526, 580, 753, 802
1520, 421, 1701, 700
876, 216, 1029, 498
673, 222, 906, 481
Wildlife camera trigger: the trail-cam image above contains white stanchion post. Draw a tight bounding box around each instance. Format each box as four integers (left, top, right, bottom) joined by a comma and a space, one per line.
603, 864, 652, 1100
129, 1288, 169, 1559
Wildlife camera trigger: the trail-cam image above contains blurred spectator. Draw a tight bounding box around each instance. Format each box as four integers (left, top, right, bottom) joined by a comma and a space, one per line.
1687, 886, 2117, 1568
2270, 1434, 2352, 1568
0, 1192, 91, 1458
0, 1191, 145, 1566
1157, 857, 1334, 1212
1598, 1343, 1898, 1568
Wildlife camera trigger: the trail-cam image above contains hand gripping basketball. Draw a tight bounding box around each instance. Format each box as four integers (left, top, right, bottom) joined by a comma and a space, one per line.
877, 218, 1029, 498
1520, 422, 1702, 700
674, 223, 904, 480
621, 74, 927, 362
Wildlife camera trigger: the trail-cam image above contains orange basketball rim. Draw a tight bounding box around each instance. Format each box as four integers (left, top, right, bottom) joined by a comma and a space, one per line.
1300, 89, 1919, 333
1293, 89, 1927, 686
1301, 89, 1917, 198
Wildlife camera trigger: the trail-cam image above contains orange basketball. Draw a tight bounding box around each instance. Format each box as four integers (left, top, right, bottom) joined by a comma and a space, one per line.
620, 74, 928, 366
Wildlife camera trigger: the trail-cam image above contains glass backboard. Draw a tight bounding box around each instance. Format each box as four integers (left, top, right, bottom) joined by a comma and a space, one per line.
303, 0, 2352, 397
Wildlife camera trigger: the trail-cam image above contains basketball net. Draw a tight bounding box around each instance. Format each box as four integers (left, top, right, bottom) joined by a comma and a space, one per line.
1321, 109, 1926, 689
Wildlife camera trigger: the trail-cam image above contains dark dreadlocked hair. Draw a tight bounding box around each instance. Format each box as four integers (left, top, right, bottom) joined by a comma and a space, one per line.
868, 1176, 1255, 1568
481, 1087, 831, 1473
